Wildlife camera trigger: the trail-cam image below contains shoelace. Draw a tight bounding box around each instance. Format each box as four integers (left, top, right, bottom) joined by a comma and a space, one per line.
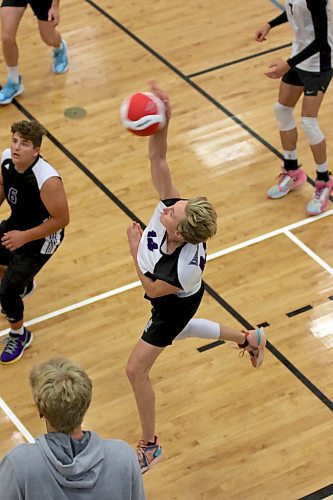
235, 343, 258, 359
277, 172, 294, 188
3, 336, 21, 354
314, 185, 329, 202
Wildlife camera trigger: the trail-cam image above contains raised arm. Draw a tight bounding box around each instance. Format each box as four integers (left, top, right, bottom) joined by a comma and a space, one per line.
148, 83, 180, 200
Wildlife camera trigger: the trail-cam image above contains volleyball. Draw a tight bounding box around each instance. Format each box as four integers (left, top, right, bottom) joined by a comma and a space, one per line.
120, 92, 166, 136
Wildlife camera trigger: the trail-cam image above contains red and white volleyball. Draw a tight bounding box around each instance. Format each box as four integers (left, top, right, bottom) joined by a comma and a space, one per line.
120, 92, 166, 136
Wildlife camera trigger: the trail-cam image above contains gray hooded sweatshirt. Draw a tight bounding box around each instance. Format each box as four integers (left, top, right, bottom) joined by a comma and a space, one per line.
0, 431, 146, 500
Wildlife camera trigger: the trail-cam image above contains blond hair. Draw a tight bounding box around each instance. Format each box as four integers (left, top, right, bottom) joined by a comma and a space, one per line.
29, 358, 92, 434
178, 196, 217, 244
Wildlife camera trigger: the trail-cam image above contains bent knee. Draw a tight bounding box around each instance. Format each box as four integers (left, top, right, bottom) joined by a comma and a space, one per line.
126, 359, 147, 382
1, 32, 16, 45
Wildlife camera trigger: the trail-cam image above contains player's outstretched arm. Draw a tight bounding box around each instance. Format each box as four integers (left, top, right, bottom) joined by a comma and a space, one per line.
149, 82, 180, 200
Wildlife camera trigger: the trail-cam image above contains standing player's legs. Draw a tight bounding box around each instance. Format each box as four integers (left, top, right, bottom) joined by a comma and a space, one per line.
126, 339, 165, 473
267, 76, 307, 199
301, 78, 333, 214
0, 251, 51, 365
0, 4, 25, 104
38, 20, 68, 74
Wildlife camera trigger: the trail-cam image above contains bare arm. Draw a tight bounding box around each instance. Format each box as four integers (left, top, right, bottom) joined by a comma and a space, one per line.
48, 0, 60, 25
0, 171, 6, 207
1, 176, 69, 251
149, 83, 180, 200
127, 222, 182, 298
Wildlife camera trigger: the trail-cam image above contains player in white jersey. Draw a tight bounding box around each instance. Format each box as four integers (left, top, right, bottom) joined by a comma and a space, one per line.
0, 120, 69, 365
126, 83, 266, 474
256, 0, 333, 215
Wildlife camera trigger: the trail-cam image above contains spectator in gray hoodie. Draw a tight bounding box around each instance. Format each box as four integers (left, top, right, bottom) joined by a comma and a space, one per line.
0, 357, 146, 500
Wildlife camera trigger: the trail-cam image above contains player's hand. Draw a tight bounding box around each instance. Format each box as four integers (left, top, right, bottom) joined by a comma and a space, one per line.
1, 230, 29, 251
48, 6, 60, 26
149, 81, 171, 122
127, 222, 143, 256
255, 23, 271, 42
265, 60, 290, 79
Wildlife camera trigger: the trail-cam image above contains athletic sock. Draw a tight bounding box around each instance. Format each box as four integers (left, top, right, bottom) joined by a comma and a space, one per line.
283, 149, 298, 171
316, 170, 330, 182
284, 158, 299, 171
10, 326, 24, 336
7, 66, 19, 84
316, 162, 329, 182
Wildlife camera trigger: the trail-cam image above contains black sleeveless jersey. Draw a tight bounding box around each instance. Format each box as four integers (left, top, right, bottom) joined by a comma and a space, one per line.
1, 148, 64, 254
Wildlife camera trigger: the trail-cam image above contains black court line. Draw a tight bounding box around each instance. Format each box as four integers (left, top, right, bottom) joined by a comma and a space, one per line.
84, 0, 283, 161
197, 340, 224, 352
299, 483, 333, 500
204, 282, 333, 412
11, 99, 145, 228
286, 304, 313, 317
8, 93, 333, 414
85, 0, 333, 204
187, 43, 292, 79
2, 0, 331, 415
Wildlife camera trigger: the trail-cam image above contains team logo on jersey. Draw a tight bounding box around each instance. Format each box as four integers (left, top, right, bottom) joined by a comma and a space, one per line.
144, 318, 153, 332
147, 230, 158, 251
8, 187, 18, 204
189, 248, 199, 266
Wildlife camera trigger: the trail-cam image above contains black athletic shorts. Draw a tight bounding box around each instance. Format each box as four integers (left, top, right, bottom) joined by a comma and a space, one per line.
0, 221, 53, 291
1, 0, 52, 21
282, 67, 333, 96
141, 282, 205, 348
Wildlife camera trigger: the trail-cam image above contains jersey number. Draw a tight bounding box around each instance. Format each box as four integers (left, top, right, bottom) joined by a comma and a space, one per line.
147, 230, 158, 251
8, 187, 18, 204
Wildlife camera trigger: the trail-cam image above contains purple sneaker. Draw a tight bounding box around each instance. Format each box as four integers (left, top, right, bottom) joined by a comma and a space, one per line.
0, 328, 33, 365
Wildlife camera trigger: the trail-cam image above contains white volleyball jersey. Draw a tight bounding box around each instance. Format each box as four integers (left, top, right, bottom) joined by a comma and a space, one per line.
286, 0, 333, 71
137, 199, 207, 298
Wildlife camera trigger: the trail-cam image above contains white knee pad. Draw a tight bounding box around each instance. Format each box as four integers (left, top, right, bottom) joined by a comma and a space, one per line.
301, 117, 324, 145
274, 102, 296, 131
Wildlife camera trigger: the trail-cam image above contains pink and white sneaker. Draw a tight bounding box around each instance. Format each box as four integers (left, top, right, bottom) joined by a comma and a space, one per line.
267, 167, 307, 199
306, 177, 333, 215
238, 327, 266, 368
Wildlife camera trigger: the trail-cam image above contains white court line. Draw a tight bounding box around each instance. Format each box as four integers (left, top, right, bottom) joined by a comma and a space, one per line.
1, 209, 332, 338
1, 209, 333, 444
0, 280, 141, 337
285, 230, 333, 275
0, 397, 35, 443
208, 206, 333, 260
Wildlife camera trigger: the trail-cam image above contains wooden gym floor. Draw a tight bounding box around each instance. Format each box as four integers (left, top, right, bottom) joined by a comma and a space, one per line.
0, 0, 332, 498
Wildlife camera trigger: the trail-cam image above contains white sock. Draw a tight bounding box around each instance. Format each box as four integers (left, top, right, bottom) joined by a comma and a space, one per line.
54, 41, 63, 53
316, 162, 328, 173
174, 318, 220, 341
284, 149, 297, 160
7, 66, 19, 84
10, 326, 24, 335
